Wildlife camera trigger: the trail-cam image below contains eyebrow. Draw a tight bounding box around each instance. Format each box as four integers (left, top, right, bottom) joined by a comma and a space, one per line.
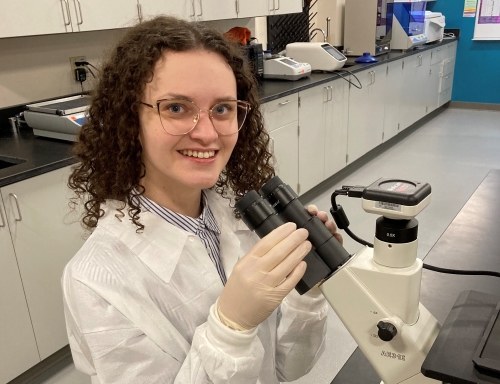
156, 93, 238, 102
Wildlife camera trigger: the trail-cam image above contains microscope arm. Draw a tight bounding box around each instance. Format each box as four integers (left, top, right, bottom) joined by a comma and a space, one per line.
319, 246, 441, 384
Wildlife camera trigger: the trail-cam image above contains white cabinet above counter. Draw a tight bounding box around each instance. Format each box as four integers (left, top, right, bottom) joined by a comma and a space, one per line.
0, 0, 302, 39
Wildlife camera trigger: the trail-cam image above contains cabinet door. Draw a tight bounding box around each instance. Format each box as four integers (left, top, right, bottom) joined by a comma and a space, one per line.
324, 79, 348, 178
271, 0, 302, 15
139, 0, 195, 20
427, 64, 441, 114
70, 0, 138, 32
269, 121, 299, 193
0, 193, 40, 383
195, 0, 238, 21
384, 61, 402, 141
238, 0, 270, 17
0, 0, 71, 38
3, 166, 85, 360
347, 69, 372, 164
399, 55, 419, 130
366, 66, 386, 152
298, 85, 328, 194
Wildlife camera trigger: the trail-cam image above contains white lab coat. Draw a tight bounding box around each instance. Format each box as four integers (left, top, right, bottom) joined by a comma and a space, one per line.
62, 189, 328, 384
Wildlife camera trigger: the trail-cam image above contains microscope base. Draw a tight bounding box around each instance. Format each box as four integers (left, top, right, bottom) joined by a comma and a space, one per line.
320, 246, 441, 384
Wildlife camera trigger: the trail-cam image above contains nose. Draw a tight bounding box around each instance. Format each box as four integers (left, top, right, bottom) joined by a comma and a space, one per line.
189, 110, 218, 143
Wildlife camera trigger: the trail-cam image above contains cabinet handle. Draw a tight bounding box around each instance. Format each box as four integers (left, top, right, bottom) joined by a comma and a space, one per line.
197, 0, 203, 16
0, 205, 5, 227
270, 0, 275, 11
372, 71, 376, 84
328, 86, 333, 101
323, 87, 328, 102
437, 48, 441, 51
75, 0, 83, 25
269, 136, 275, 154
444, 75, 451, 79
278, 100, 290, 106
137, 3, 143, 22
275, 0, 280, 10
190, 0, 195, 17
235, 0, 239, 13
62, 0, 71, 26
9, 194, 22, 222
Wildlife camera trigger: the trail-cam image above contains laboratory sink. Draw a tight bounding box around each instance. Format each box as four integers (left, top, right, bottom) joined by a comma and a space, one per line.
0, 156, 26, 170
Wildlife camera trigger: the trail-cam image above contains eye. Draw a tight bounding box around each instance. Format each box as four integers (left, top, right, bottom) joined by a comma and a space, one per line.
165, 103, 186, 114
213, 103, 234, 116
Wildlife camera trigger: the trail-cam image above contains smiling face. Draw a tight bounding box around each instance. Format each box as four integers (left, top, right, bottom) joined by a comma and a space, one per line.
138, 49, 239, 213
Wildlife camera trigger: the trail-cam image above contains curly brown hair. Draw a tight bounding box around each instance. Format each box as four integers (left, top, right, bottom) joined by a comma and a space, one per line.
69, 15, 275, 232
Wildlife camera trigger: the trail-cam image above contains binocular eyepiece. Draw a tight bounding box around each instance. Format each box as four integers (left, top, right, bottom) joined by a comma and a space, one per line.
235, 176, 351, 294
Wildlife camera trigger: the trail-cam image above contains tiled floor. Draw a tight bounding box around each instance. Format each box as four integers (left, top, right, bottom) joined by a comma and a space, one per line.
27, 107, 500, 384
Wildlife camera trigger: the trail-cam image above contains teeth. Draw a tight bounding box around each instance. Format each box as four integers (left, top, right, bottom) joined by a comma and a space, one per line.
180, 150, 215, 158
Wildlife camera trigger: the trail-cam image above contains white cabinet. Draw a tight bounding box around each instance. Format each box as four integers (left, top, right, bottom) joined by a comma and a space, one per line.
138, 0, 195, 21
384, 61, 403, 141
324, 79, 349, 178
237, 0, 270, 18
0, 0, 71, 38
2, 166, 85, 361
438, 41, 457, 107
298, 85, 329, 194
70, 0, 138, 32
269, 0, 302, 15
269, 121, 299, 192
399, 51, 431, 130
347, 66, 386, 164
0, 0, 138, 38
262, 94, 299, 191
0, 193, 40, 383
195, 0, 238, 21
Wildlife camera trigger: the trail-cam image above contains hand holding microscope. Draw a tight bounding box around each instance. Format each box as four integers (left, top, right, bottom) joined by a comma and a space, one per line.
235, 176, 500, 384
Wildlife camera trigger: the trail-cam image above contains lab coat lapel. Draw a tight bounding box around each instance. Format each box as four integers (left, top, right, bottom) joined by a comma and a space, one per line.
205, 190, 252, 277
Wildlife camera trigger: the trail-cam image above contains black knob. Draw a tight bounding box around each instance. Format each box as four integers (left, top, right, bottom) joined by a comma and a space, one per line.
377, 321, 397, 342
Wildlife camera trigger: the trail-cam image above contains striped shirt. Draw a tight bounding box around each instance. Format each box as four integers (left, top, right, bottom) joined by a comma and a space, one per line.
136, 191, 227, 285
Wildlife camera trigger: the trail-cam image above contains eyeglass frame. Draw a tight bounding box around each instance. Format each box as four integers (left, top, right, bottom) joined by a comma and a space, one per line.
140, 98, 252, 136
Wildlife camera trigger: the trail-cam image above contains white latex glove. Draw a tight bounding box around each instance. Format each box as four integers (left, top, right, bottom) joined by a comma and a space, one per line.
218, 222, 311, 331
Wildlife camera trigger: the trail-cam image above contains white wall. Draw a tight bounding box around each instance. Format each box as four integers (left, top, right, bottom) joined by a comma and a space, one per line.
0, 18, 267, 109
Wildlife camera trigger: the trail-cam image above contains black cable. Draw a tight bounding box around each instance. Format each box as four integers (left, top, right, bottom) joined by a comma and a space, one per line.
87, 62, 99, 71
422, 263, 500, 278
80, 80, 84, 95
85, 66, 96, 79
344, 227, 373, 247
334, 69, 362, 89
331, 187, 500, 279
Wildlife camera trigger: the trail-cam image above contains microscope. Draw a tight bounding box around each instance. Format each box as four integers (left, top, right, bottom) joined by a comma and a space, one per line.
235, 177, 441, 384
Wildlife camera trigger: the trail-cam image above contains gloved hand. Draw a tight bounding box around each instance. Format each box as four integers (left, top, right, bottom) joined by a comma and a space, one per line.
217, 222, 311, 331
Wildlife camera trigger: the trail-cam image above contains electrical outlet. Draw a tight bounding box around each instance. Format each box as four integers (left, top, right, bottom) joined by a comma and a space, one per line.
69, 56, 87, 74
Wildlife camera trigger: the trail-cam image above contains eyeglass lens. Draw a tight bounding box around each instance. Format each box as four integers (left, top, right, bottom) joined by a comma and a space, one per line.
157, 99, 249, 135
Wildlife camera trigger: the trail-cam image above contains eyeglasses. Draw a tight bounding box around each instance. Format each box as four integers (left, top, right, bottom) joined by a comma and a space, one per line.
140, 98, 251, 136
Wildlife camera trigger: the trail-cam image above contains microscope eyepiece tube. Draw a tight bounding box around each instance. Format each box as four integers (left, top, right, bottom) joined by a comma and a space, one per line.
235, 189, 332, 294
259, 176, 351, 271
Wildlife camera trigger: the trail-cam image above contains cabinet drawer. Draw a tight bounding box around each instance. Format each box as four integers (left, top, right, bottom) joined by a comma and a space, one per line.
440, 72, 454, 92
262, 93, 299, 132
442, 58, 455, 76
430, 46, 444, 65
445, 42, 457, 60
439, 88, 452, 107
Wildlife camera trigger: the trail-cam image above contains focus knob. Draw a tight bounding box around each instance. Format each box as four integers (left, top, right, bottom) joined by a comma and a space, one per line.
377, 321, 397, 341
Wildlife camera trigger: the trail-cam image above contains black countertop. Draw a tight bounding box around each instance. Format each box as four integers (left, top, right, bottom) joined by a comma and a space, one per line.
0, 38, 457, 187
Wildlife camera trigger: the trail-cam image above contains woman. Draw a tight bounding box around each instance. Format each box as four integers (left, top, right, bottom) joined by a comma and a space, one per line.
63, 15, 341, 383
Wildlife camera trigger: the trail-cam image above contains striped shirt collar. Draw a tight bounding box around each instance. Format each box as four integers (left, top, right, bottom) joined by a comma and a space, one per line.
135, 190, 220, 235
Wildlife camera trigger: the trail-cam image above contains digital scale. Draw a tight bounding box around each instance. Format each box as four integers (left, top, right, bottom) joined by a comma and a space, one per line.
263, 57, 311, 81
24, 95, 90, 142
